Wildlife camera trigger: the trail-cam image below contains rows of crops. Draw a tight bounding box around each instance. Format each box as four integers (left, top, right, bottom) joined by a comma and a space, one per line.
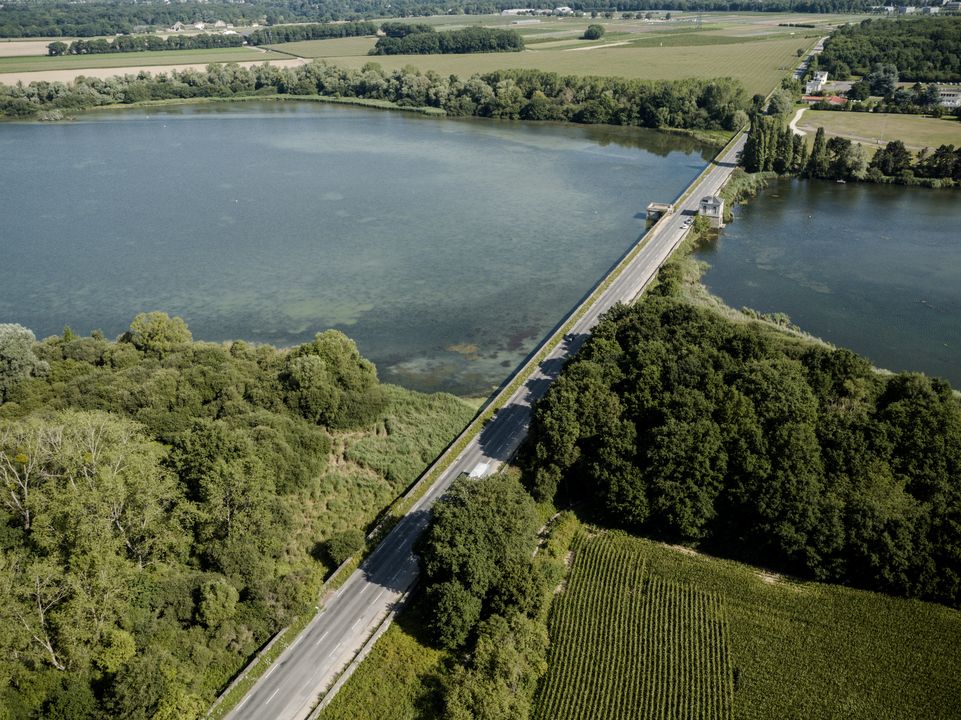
535, 533, 734, 720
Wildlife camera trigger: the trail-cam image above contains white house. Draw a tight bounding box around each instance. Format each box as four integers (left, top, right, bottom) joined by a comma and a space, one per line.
805, 70, 830, 94
938, 85, 961, 108
554, 6, 575, 15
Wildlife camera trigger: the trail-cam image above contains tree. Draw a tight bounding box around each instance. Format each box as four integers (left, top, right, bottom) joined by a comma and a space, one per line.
122, 312, 191, 357
582, 24, 605, 40
198, 578, 239, 628
767, 88, 794, 116
0, 323, 48, 402
805, 126, 829, 178
322, 528, 365, 566
870, 139, 913, 176
419, 474, 540, 648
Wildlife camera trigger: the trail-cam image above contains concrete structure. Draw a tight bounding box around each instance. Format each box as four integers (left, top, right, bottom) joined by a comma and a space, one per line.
699, 195, 725, 228
897, 4, 918, 12
944, 1, 961, 12
922, 5, 940, 13
554, 5, 575, 14
646, 201, 674, 220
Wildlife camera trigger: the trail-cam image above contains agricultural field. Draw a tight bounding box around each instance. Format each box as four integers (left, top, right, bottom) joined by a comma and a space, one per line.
797, 108, 961, 151
0, 13, 862, 92
535, 531, 961, 720
0, 45, 282, 73
536, 532, 733, 720
284, 34, 815, 96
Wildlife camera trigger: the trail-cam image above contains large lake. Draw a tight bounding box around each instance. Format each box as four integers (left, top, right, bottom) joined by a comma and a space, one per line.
696, 178, 961, 387
0, 102, 712, 395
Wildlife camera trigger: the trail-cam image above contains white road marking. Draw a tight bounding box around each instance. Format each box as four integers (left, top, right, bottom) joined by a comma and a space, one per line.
315, 631, 329, 646
265, 689, 280, 705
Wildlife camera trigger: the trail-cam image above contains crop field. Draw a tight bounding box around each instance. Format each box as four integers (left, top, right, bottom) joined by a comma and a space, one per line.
798, 109, 961, 151
535, 533, 734, 720
535, 531, 961, 720
0, 46, 282, 73
294, 34, 814, 96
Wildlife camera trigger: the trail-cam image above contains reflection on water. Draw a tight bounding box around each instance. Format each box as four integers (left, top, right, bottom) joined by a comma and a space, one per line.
0, 102, 710, 395
696, 177, 961, 386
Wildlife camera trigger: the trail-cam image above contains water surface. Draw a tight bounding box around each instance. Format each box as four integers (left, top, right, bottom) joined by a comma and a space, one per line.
0, 102, 711, 394
696, 178, 961, 386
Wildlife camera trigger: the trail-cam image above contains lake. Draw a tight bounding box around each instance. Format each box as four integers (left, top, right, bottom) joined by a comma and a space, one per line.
696, 177, 961, 387
0, 101, 712, 395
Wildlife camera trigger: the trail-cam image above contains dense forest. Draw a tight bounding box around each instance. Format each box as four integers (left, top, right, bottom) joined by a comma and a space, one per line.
819, 17, 961, 82
246, 21, 377, 46
0, 61, 750, 131
523, 276, 961, 608
0, 0, 875, 38
0, 316, 473, 719
370, 25, 523, 55
46, 33, 244, 57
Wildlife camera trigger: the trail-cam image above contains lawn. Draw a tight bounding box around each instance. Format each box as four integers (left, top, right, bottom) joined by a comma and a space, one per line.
535, 530, 961, 720
798, 109, 961, 151
0, 46, 282, 73
285, 34, 815, 96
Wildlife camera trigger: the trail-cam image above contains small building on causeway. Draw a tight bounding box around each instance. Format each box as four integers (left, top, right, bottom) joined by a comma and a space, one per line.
699, 195, 725, 228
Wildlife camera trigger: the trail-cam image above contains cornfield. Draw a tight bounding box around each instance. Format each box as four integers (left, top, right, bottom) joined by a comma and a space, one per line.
535, 533, 734, 720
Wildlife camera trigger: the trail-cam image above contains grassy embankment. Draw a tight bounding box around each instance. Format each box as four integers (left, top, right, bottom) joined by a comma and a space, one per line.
535, 530, 961, 720
0, 46, 284, 72
796, 108, 961, 151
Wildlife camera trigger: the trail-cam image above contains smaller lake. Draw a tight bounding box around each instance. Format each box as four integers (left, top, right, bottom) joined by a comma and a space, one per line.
696, 178, 961, 387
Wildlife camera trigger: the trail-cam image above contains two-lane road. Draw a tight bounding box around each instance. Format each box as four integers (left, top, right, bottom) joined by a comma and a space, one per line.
225, 131, 747, 720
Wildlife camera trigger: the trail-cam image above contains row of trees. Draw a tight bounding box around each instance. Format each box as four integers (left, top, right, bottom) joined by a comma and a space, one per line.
0, 61, 750, 131
0, 314, 403, 718
47, 33, 243, 56
741, 115, 961, 185
819, 17, 961, 82
523, 283, 961, 608
246, 21, 377, 46
369, 26, 524, 55
740, 115, 808, 174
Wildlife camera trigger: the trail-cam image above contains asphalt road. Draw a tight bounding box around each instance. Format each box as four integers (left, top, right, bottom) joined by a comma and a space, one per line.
224, 132, 747, 720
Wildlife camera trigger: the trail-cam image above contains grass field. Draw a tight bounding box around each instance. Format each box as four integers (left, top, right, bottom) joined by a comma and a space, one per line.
535, 531, 961, 720
0, 46, 282, 73
276, 34, 814, 96
798, 109, 961, 151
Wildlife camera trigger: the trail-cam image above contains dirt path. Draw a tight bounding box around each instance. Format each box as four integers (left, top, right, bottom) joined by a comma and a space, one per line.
563, 40, 631, 52
0, 57, 308, 85
789, 106, 808, 136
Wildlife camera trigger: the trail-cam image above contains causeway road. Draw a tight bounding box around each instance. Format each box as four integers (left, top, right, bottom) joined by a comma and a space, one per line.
224, 130, 747, 720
